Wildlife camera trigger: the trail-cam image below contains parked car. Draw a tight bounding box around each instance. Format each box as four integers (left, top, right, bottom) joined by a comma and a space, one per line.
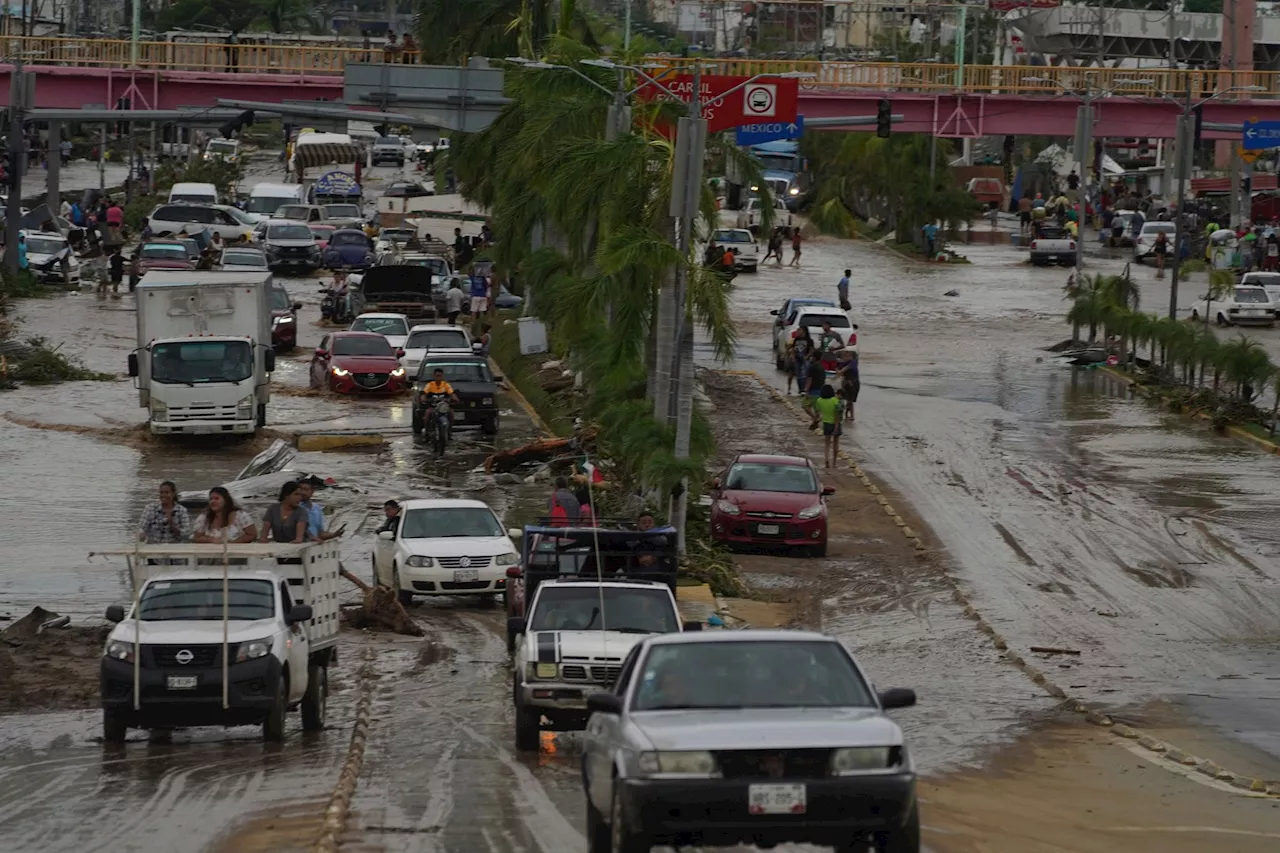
401, 324, 474, 378
966, 176, 1005, 210
580, 631, 918, 853
203, 137, 239, 164
269, 282, 302, 351
709, 454, 834, 556
1188, 284, 1277, 327
736, 195, 792, 234
373, 227, 418, 259
774, 307, 857, 364
771, 297, 835, 335
707, 228, 759, 272
412, 354, 500, 435
1133, 221, 1178, 263
309, 331, 409, 394
372, 135, 407, 166
258, 220, 322, 272
372, 498, 518, 605
21, 230, 79, 284
147, 203, 257, 241
350, 312, 411, 349
384, 181, 431, 198
136, 240, 196, 276
493, 283, 523, 310
320, 203, 364, 230
1239, 271, 1280, 304
1028, 226, 1077, 266
309, 223, 335, 251
323, 229, 375, 270
220, 246, 269, 271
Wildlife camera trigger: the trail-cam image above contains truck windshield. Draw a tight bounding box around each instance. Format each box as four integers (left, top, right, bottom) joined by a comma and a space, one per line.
268, 224, 313, 240
152, 340, 253, 384
25, 236, 65, 254
324, 205, 361, 219
245, 196, 292, 214
530, 587, 678, 634
138, 578, 275, 621
422, 362, 489, 382
400, 507, 503, 538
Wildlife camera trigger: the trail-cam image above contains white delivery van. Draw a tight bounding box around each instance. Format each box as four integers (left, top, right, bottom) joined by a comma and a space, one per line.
128, 271, 275, 434
99, 542, 341, 742
244, 183, 309, 222
169, 182, 219, 204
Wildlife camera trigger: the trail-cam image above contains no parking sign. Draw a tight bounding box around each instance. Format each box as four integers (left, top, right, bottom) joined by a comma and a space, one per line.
743, 84, 777, 119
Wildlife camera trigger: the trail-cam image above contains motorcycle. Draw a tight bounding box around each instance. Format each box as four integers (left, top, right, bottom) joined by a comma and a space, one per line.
429, 397, 451, 456
320, 284, 352, 324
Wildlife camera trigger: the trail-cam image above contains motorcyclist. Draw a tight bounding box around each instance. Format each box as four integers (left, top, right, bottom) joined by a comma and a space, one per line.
422, 367, 461, 429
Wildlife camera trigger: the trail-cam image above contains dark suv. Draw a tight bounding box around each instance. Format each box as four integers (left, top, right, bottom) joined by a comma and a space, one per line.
412, 355, 501, 435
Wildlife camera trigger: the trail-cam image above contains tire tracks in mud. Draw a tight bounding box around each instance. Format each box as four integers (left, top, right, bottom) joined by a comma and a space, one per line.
719, 369, 1280, 797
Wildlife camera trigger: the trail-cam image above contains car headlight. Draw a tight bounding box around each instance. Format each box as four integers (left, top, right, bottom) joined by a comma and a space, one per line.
789, 187, 800, 195
829, 747, 893, 774
235, 638, 273, 663
533, 662, 558, 679
405, 555, 434, 567
798, 504, 824, 520
151, 401, 168, 418
105, 639, 135, 662
637, 751, 720, 777
237, 395, 253, 418
481, 396, 494, 405
494, 552, 519, 566
390, 367, 405, 377
715, 500, 741, 516
274, 315, 295, 325
331, 367, 351, 377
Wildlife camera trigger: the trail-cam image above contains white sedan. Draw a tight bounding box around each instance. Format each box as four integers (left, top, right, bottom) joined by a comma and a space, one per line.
349, 312, 411, 349
373, 498, 520, 605
775, 307, 858, 357
708, 227, 760, 272
1188, 285, 1277, 327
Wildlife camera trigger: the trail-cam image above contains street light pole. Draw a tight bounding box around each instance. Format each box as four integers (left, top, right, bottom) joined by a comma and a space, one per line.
4, 57, 28, 276
1074, 90, 1093, 283
1169, 77, 1193, 319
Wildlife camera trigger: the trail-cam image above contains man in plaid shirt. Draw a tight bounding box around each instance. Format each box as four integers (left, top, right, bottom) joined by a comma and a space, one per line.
137, 481, 192, 544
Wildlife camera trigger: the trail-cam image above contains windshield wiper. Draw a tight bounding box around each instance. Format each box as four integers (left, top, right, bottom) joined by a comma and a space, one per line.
610, 627, 660, 634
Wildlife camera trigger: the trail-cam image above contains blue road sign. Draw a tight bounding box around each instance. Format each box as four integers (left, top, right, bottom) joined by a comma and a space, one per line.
736, 115, 804, 146
1242, 119, 1280, 150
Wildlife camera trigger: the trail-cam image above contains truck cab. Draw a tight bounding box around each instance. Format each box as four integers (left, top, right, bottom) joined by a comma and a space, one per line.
507, 577, 696, 750
98, 542, 341, 743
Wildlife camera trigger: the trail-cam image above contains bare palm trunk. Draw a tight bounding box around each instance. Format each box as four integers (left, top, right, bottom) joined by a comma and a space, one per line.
652, 269, 677, 420
671, 319, 695, 553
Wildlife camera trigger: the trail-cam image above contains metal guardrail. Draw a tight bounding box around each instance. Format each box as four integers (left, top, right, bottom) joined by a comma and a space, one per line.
2, 37, 1280, 100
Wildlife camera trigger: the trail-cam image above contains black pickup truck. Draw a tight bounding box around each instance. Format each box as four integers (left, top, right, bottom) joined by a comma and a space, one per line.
412, 354, 502, 435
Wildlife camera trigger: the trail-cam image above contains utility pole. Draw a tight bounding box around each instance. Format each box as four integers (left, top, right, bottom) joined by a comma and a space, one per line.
131, 0, 141, 67
4, 58, 28, 276
1169, 77, 1193, 319
1074, 92, 1093, 282
955, 3, 967, 90
624, 0, 633, 50
46, 120, 60, 214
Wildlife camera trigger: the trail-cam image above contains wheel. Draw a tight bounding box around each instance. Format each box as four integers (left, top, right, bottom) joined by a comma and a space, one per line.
301, 663, 327, 731
1217, 313, 1230, 327
256, 404, 266, 429
506, 626, 516, 656
811, 541, 828, 558
411, 408, 423, 434
432, 417, 448, 456
610, 783, 650, 853
479, 593, 497, 608
515, 698, 541, 751
262, 673, 287, 742
586, 791, 610, 853
393, 565, 413, 607
870, 800, 921, 853
102, 710, 127, 744
1134, 255, 1144, 265
371, 553, 380, 586
481, 416, 499, 435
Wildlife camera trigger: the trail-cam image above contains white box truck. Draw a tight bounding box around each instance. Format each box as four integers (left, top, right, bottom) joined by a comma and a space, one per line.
128, 272, 275, 435
98, 542, 342, 743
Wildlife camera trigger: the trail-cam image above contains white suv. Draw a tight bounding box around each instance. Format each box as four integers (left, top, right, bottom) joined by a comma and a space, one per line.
373, 498, 519, 605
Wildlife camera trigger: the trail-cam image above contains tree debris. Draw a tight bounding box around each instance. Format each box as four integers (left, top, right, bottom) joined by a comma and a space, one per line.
1030, 646, 1082, 656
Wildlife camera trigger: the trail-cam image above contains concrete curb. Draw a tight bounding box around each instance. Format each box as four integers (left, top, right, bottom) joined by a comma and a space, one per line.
313, 646, 378, 853
487, 356, 556, 437
717, 368, 1280, 799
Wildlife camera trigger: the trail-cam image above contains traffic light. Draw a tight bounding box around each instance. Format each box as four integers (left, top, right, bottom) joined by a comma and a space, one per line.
876, 99, 892, 139
116, 97, 131, 136
218, 110, 256, 139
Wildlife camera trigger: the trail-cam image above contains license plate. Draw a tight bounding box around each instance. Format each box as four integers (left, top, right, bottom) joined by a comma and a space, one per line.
454, 569, 479, 582
748, 783, 806, 815
167, 675, 198, 690
1046, 255, 1058, 260
757, 524, 780, 535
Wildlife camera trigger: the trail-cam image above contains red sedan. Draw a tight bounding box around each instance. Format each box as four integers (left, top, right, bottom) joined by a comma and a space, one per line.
309, 331, 409, 394
709, 454, 834, 557
309, 223, 336, 252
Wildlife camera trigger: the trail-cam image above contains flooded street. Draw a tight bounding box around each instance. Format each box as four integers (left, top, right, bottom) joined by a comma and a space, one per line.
3, 164, 1280, 853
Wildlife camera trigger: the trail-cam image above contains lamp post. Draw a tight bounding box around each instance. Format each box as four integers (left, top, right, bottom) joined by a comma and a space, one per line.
1026, 75, 1153, 282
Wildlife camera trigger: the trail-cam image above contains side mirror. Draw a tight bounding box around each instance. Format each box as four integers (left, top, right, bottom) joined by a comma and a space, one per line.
264, 350, 276, 372
682, 620, 703, 632
472, 342, 483, 352
505, 565, 522, 579
878, 688, 917, 710
378, 530, 394, 541
821, 486, 836, 496
507, 528, 522, 539
292, 302, 303, 311
315, 348, 328, 358
396, 348, 405, 358
127, 353, 139, 377
493, 374, 504, 383
712, 477, 721, 489
586, 692, 623, 714
769, 309, 779, 315
105, 604, 125, 623
288, 604, 313, 624
507, 617, 527, 635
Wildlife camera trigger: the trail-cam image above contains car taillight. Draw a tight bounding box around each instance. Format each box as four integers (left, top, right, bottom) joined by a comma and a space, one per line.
1029, 241, 1037, 250
1069, 242, 1076, 250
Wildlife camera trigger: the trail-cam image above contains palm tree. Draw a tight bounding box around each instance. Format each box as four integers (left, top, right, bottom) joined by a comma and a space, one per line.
415, 0, 595, 63
1194, 269, 1236, 328
1217, 335, 1271, 402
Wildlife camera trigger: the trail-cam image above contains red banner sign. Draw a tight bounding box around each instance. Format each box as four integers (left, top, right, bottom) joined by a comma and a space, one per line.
637, 74, 800, 133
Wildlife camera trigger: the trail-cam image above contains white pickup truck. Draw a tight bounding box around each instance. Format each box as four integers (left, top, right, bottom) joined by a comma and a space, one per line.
1028, 226, 1078, 266
508, 578, 698, 750
98, 542, 341, 743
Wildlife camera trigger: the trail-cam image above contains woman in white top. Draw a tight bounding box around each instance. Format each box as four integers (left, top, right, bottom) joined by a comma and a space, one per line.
193, 487, 257, 544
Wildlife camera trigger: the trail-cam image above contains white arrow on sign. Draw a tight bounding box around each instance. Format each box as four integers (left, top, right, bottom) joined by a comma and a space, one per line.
1247, 127, 1257, 138
786, 123, 798, 133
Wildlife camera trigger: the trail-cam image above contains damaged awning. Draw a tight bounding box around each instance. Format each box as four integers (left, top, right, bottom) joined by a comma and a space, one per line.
294, 142, 361, 169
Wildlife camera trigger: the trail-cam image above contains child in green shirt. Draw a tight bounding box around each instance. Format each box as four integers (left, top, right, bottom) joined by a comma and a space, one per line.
809, 384, 843, 468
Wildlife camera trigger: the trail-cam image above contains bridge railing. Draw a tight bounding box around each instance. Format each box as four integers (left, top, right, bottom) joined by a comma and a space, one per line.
2, 36, 1280, 100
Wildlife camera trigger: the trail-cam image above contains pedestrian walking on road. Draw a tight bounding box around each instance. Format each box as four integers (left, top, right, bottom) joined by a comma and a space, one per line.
469, 271, 490, 316
809, 385, 843, 468
445, 279, 465, 325
922, 222, 939, 258
1018, 195, 1032, 238
788, 227, 802, 266
837, 349, 860, 422
1153, 231, 1169, 278
138, 481, 192, 544
787, 327, 813, 395
837, 269, 851, 310
109, 247, 124, 295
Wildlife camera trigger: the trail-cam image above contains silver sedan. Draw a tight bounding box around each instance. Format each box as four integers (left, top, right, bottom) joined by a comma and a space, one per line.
580, 630, 919, 853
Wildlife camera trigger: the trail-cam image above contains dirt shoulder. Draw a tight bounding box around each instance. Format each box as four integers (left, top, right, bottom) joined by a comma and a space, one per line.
1, 607, 109, 712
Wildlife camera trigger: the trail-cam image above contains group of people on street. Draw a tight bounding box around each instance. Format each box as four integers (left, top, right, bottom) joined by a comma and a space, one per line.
761, 226, 803, 266
137, 479, 346, 547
